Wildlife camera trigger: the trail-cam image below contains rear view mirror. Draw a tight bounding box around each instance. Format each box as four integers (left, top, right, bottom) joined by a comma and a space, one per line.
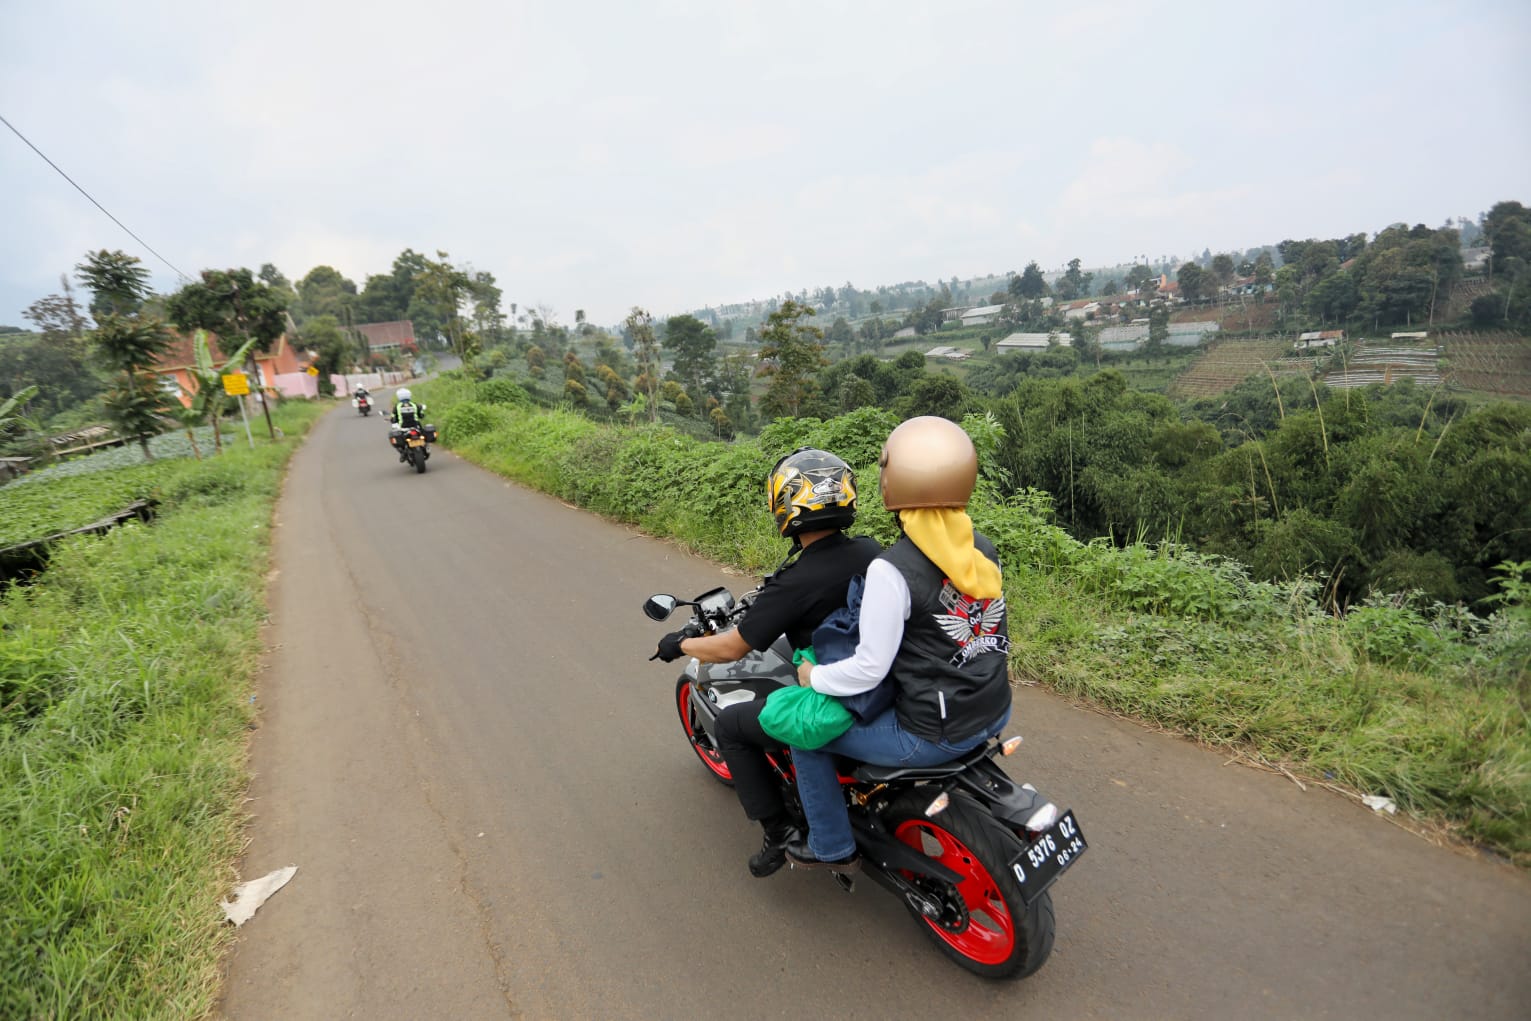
643, 594, 678, 621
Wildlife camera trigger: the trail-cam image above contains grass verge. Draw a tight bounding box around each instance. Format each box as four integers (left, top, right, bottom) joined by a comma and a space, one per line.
0, 399, 327, 1020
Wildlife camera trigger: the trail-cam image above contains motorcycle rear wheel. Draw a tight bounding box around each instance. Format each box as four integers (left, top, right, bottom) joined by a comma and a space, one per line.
886, 791, 1055, 980
412, 448, 427, 473
674, 677, 733, 786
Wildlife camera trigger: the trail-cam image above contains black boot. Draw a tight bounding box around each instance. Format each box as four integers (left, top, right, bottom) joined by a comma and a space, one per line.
785, 836, 860, 873
748, 818, 802, 878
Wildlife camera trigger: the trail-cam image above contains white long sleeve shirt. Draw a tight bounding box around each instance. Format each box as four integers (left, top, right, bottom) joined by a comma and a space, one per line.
808, 557, 910, 696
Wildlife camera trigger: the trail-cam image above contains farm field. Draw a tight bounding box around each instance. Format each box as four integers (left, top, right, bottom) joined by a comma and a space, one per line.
1166, 338, 1301, 400
1442, 331, 1531, 399
1323, 340, 1441, 390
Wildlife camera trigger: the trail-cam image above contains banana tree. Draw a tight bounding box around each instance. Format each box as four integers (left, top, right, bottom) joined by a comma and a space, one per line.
0, 385, 39, 436
184, 330, 256, 455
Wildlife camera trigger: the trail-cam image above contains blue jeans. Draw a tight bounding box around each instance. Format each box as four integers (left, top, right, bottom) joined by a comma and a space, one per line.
794, 705, 1012, 861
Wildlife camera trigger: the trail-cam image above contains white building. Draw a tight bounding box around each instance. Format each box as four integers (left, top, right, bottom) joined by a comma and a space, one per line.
959, 304, 1007, 327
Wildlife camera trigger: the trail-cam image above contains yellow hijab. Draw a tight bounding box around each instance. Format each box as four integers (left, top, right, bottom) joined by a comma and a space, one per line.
898, 507, 1002, 599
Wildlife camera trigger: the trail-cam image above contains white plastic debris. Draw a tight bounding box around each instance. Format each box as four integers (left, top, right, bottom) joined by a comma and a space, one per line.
1361, 795, 1397, 815
221, 865, 298, 926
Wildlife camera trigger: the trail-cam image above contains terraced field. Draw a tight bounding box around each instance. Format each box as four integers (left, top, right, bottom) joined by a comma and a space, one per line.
1166, 338, 1304, 399
1323, 341, 1441, 390
1441, 331, 1531, 399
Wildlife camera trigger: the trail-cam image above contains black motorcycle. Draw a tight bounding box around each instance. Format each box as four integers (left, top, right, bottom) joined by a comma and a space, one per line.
388, 423, 435, 473
356, 394, 372, 416
645, 585, 1087, 980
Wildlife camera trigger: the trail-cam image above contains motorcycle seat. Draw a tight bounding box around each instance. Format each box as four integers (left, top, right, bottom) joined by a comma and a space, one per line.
846, 743, 990, 783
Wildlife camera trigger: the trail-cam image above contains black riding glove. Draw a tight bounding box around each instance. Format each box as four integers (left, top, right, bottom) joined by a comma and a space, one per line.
653, 625, 703, 662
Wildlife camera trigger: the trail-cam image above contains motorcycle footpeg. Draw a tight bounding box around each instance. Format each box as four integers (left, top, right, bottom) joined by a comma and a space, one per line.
832, 872, 855, 893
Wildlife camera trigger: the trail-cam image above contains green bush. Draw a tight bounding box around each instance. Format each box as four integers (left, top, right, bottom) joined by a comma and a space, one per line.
440, 401, 499, 443
476, 378, 531, 407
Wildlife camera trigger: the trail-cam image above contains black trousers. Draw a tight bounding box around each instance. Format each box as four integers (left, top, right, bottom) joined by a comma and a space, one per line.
713, 687, 789, 823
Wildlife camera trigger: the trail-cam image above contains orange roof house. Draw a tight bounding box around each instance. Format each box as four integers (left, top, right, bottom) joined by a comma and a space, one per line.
154, 331, 312, 407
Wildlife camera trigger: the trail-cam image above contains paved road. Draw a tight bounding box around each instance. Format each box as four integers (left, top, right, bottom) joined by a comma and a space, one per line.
219, 407, 1531, 1020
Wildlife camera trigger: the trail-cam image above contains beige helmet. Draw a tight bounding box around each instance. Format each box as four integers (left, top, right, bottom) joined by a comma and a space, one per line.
879, 416, 977, 510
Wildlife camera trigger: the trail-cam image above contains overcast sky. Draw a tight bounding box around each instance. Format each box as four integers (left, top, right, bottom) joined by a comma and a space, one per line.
3, 0, 1528, 330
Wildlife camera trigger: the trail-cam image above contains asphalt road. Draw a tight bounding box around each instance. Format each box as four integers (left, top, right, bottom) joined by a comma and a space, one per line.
218, 404, 1531, 1020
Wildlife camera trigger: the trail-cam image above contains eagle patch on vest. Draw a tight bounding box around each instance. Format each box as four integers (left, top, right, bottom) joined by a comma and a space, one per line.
934, 581, 1009, 666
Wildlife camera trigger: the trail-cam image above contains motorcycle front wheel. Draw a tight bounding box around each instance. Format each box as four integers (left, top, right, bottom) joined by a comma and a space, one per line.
885, 790, 1055, 980
674, 677, 733, 786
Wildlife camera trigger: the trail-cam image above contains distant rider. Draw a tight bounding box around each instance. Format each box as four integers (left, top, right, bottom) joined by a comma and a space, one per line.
389, 387, 429, 460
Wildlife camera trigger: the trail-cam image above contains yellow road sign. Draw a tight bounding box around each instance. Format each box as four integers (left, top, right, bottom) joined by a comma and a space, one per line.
222, 373, 250, 396
306, 365, 319, 377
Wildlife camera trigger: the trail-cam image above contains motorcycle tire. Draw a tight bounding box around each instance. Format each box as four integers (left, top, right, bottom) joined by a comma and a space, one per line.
884, 790, 1055, 980
674, 677, 732, 786
413, 448, 427, 474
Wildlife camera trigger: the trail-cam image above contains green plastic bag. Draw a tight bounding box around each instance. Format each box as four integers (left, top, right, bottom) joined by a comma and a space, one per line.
758, 685, 854, 749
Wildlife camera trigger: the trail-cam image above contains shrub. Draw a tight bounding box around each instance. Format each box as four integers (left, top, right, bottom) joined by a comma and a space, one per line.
476, 378, 530, 407
440, 401, 498, 443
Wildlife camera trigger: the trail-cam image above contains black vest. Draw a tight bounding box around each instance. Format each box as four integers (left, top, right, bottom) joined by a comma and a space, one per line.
882, 532, 1011, 743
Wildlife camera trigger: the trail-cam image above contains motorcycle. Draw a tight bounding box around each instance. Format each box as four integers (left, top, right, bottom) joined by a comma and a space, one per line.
355, 394, 372, 416
388, 423, 435, 473
644, 584, 1087, 981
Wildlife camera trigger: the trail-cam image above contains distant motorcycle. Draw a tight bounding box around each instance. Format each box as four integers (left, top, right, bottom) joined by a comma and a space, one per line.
644, 584, 1087, 981
355, 394, 372, 416
389, 423, 435, 474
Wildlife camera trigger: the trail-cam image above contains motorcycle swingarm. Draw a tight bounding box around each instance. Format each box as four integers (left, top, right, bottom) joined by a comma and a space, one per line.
850, 814, 963, 885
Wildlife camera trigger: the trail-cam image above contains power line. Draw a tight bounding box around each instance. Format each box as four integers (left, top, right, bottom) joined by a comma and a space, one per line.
1, 111, 190, 281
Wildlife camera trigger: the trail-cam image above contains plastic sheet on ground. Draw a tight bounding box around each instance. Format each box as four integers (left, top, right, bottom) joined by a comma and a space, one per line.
221, 865, 298, 926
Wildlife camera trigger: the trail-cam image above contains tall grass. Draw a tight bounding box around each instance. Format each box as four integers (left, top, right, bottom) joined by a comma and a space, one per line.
420, 372, 1531, 864
0, 399, 326, 1020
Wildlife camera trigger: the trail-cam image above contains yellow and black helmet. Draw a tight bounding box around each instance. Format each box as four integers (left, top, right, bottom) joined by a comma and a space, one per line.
767, 447, 858, 538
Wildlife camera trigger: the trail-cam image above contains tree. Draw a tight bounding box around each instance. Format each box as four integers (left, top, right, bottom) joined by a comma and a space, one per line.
1125, 263, 1155, 294
11, 278, 101, 418
295, 265, 357, 322
1056, 258, 1092, 301
662, 314, 717, 408
0, 385, 39, 440
1147, 303, 1169, 354
414, 251, 473, 357
1211, 253, 1236, 286
1177, 261, 1210, 303
76, 249, 151, 318
165, 268, 290, 438
171, 329, 257, 456
1014, 261, 1048, 299
902, 374, 969, 420
625, 308, 661, 422
77, 251, 173, 458
300, 315, 352, 397
758, 300, 827, 420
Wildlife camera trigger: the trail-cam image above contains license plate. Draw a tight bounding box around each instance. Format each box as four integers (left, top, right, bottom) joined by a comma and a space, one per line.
1008, 810, 1086, 903
407, 438, 425, 447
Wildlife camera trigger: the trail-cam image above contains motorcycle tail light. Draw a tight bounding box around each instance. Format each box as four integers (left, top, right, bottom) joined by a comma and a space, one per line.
923, 792, 949, 817
1024, 802, 1059, 834
1000, 736, 1023, 756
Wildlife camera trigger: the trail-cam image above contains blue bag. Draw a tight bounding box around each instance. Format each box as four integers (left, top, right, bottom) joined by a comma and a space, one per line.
811, 575, 897, 722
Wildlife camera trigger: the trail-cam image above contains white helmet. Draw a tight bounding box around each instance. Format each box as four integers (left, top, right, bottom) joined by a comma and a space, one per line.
397, 388, 412, 401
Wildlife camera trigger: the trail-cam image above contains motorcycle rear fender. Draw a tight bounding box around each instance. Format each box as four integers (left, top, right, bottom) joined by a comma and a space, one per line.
949, 757, 1051, 831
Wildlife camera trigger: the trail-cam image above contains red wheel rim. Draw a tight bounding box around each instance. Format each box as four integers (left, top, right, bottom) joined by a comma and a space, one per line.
677, 681, 732, 781
894, 818, 1016, 965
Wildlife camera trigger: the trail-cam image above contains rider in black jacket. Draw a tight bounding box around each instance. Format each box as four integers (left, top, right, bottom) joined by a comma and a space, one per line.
786, 417, 1012, 871
653, 448, 878, 877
